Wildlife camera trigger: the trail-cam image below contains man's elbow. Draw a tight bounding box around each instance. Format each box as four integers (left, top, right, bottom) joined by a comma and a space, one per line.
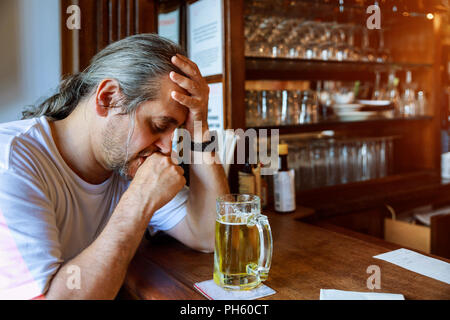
193, 238, 215, 253
198, 247, 214, 254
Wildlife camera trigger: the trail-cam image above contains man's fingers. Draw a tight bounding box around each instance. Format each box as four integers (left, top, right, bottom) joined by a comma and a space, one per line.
171, 55, 202, 81
147, 152, 175, 166
171, 91, 202, 109
169, 71, 201, 96
175, 54, 200, 72
174, 164, 184, 176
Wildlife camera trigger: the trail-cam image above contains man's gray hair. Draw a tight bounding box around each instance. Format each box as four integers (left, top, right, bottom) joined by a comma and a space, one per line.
22, 33, 186, 120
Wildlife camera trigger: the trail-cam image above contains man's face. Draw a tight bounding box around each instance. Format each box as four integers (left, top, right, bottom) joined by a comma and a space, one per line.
101, 75, 189, 179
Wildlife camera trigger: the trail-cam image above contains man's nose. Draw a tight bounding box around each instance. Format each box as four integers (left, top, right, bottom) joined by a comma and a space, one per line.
155, 133, 173, 155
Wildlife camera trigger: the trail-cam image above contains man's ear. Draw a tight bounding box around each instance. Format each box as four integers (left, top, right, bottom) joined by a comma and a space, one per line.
94, 79, 122, 117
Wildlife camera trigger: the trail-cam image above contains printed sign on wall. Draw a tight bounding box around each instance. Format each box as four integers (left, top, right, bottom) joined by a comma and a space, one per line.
187, 0, 223, 77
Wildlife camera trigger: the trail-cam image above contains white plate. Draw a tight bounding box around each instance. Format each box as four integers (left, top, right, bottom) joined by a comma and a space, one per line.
332, 103, 362, 111
357, 99, 391, 106
336, 111, 379, 121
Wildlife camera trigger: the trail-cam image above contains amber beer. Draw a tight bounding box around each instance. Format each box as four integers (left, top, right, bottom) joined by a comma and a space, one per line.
213, 194, 273, 290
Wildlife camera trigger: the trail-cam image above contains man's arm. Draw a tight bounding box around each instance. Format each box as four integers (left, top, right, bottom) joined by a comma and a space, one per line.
45, 153, 186, 299
45, 190, 150, 299
165, 54, 230, 253
166, 143, 230, 253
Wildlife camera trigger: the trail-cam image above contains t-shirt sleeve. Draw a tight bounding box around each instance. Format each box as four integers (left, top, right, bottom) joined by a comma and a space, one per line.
0, 167, 62, 300
148, 185, 189, 233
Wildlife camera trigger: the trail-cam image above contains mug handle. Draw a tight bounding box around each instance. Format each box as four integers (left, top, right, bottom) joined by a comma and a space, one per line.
247, 214, 273, 281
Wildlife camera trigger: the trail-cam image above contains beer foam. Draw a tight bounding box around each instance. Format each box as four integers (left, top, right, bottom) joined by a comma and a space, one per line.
217, 212, 258, 225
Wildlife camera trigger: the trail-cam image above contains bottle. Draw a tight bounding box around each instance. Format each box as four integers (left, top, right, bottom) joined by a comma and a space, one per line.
417, 91, 427, 116
386, 70, 400, 112
401, 70, 417, 116
273, 144, 296, 213
238, 137, 255, 195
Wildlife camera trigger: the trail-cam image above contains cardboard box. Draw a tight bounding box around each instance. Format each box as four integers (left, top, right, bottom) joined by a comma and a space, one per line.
384, 218, 431, 253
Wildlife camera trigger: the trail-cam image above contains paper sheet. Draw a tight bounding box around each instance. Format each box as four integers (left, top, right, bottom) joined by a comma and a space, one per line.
320, 289, 405, 300
207, 82, 224, 131
158, 8, 180, 44
374, 248, 450, 285
187, 0, 223, 76
194, 280, 276, 300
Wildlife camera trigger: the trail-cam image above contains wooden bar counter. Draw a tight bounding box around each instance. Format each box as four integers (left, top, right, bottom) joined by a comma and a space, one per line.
121, 208, 450, 300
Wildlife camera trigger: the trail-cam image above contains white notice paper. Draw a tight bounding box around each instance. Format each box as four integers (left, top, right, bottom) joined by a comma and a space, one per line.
187, 0, 223, 76
374, 248, 450, 285
320, 289, 405, 300
194, 280, 276, 300
207, 82, 224, 131
158, 8, 180, 44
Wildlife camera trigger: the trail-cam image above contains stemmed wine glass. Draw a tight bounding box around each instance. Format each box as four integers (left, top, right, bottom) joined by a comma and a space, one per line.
376, 28, 391, 63
361, 28, 376, 62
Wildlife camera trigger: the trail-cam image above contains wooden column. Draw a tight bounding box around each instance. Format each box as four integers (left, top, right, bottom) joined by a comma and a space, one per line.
60, 0, 158, 76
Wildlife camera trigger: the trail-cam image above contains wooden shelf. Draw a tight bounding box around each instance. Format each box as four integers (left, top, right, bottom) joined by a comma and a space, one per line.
245, 57, 433, 81
297, 170, 450, 219
248, 115, 433, 135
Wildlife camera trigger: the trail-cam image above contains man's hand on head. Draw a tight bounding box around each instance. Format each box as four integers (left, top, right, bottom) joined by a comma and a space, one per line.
169, 54, 210, 142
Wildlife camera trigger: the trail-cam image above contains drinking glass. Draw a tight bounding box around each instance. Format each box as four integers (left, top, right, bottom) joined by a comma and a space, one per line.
288, 90, 301, 124
334, 24, 351, 61
298, 143, 314, 190
399, 70, 418, 117
267, 90, 281, 125
367, 140, 377, 179
361, 28, 376, 62
312, 140, 328, 188
376, 28, 390, 63
299, 90, 319, 123
303, 21, 322, 60
259, 90, 269, 125
338, 141, 350, 184
347, 24, 361, 61
248, 90, 262, 127
377, 138, 387, 178
214, 194, 273, 290
326, 139, 339, 186
280, 90, 289, 125
318, 22, 338, 61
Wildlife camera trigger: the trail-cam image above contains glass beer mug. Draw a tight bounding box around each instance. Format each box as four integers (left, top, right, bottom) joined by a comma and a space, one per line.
213, 194, 273, 290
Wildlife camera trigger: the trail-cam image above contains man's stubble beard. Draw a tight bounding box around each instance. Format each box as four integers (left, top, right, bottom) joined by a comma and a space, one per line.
101, 117, 134, 180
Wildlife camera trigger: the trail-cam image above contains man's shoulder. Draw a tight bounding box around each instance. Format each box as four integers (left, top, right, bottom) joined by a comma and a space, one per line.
0, 117, 48, 172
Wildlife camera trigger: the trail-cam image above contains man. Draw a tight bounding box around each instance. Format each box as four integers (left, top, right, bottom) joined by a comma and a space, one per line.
0, 34, 229, 299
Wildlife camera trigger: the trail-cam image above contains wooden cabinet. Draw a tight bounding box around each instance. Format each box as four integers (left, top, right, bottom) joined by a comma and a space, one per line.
221, 1, 448, 205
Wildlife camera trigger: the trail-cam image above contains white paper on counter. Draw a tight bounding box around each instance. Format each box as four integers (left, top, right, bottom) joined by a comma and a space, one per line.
187, 0, 223, 76
320, 289, 405, 300
194, 280, 276, 300
373, 248, 450, 285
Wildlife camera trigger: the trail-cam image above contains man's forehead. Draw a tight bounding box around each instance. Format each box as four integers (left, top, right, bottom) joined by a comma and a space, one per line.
140, 102, 187, 126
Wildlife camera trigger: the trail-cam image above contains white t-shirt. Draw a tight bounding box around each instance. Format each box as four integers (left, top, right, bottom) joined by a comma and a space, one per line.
0, 116, 188, 299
